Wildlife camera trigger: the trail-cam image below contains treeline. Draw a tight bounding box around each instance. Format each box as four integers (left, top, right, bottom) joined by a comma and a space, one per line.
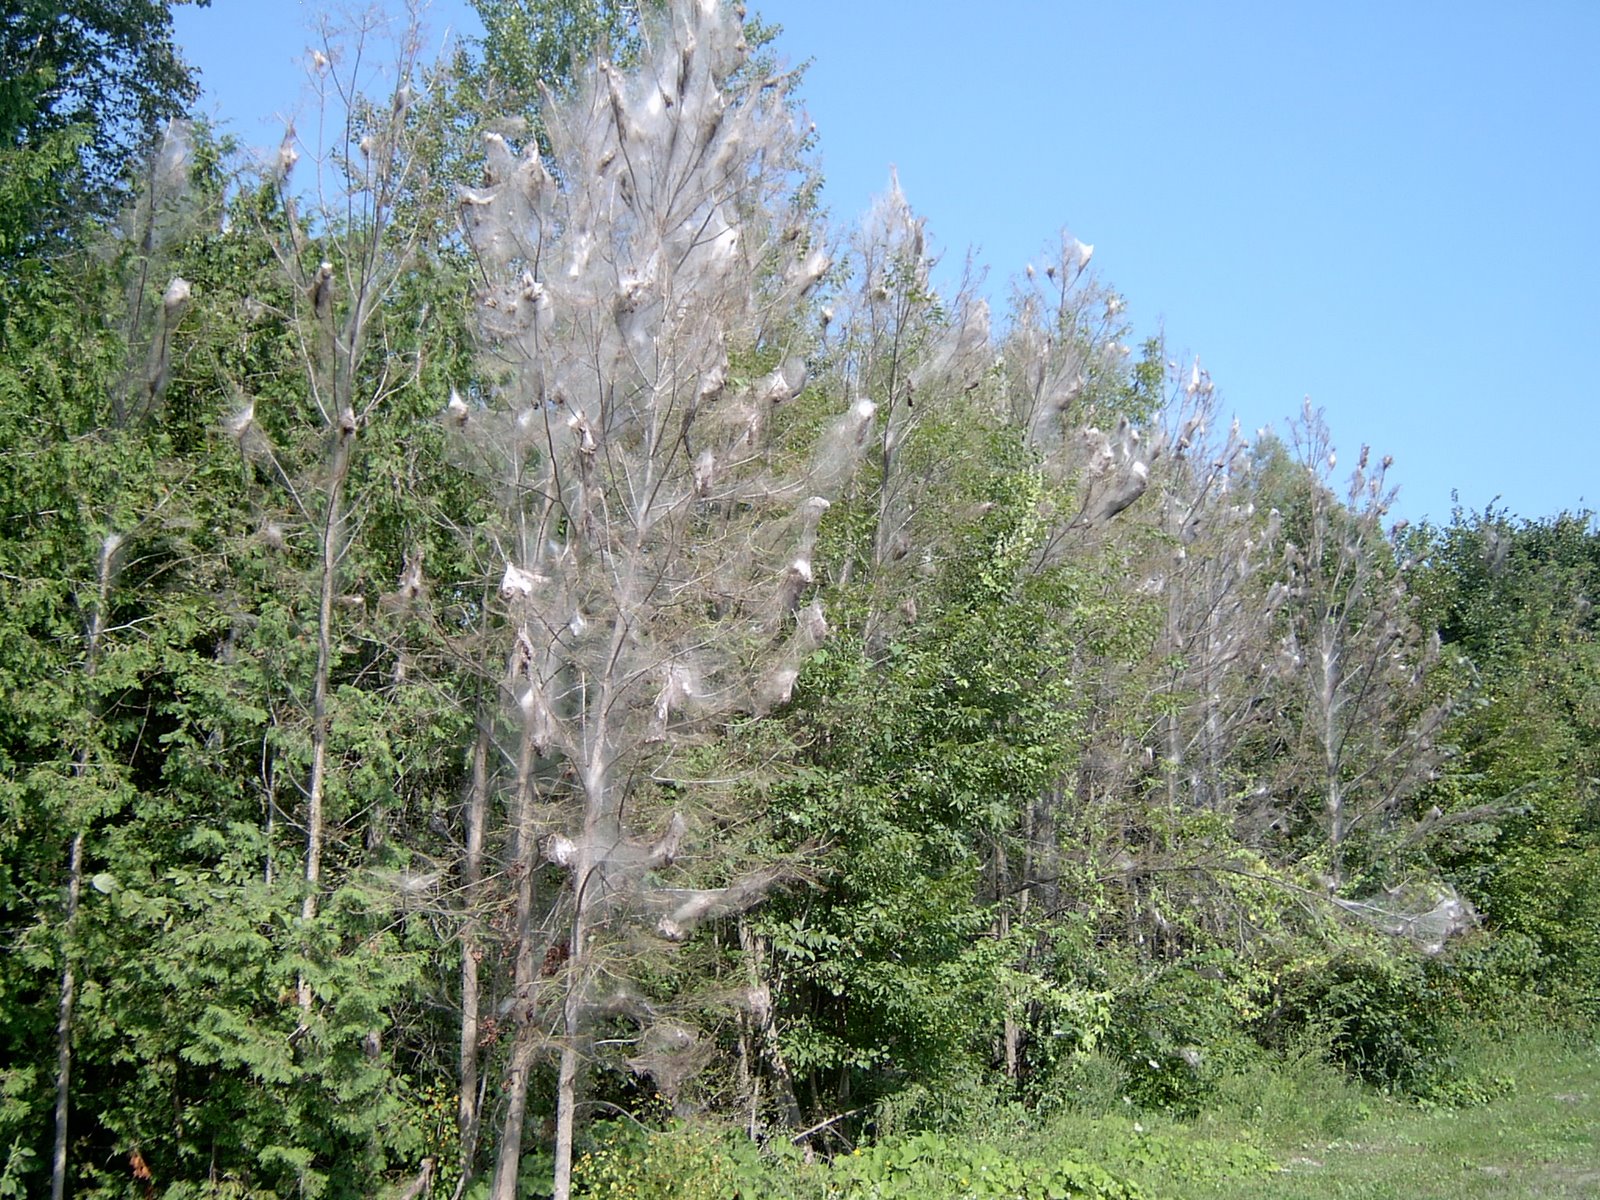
1, 2, 1596, 1197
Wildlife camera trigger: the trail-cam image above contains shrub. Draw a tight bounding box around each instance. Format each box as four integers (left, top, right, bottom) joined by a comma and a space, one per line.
572, 1121, 1150, 1200
574, 1120, 792, 1200
822, 1132, 1148, 1200
1264, 948, 1455, 1093
1101, 960, 1262, 1113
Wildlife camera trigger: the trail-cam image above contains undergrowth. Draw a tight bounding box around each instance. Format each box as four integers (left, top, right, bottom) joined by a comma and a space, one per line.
569, 1022, 1596, 1200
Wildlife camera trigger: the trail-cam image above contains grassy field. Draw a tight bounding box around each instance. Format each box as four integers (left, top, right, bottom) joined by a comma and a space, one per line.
1038, 1030, 1600, 1199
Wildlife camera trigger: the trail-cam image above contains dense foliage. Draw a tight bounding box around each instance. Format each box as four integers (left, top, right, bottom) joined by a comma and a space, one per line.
0, 1, 1594, 1197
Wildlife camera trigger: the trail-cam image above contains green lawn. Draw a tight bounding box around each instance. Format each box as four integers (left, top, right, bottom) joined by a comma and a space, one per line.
1073, 1032, 1600, 1199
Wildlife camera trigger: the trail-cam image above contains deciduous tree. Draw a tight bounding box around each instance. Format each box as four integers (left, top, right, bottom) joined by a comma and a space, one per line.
451, 3, 870, 1193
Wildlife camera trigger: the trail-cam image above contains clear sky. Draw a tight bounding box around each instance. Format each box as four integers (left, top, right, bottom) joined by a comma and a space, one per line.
174, 0, 1599, 527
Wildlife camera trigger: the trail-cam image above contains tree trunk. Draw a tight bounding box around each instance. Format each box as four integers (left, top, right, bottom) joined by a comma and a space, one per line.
738, 921, 804, 1132
262, 737, 278, 886
488, 1035, 539, 1200
1320, 632, 1345, 882
489, 662, 553, 1200
551, 744, 611, 1200
51, 532, 120, 1200
298, 425, 353, 1010
994, 838, 1021, 1082
50, 830, 84, 1200
551, 1006, 583, 1200
456, 712, 493, 1189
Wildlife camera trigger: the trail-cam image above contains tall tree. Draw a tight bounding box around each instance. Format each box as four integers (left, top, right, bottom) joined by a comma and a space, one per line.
0, 111, 208, 1199
0, 11, 481, 1192
0, 0, 203, 262
174, 9, 477, 1190
451, 2, 872, 1193
1258, 406, 1449, 884
465, 0, 648, 117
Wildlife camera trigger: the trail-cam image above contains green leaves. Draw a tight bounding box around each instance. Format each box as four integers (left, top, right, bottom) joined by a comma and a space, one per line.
762, 481, 1109, 1096
0, 5, 1594, 1195
1411, 509, 1600, 1000
576, 1121, 1152, 1200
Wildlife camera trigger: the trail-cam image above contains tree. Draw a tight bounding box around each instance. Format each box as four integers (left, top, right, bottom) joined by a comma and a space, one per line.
173, 10, 479, 1190
763, 496, 1090, 1114
1411, 508, 1600, 995
0, 0, 203, 261
0, 11, 488, 1191
464, 0, 650, 119
0, 110, 213, 1199
755, 211, 1174, 1119
451, 3, 868, 1194
1258, 405, 1449, 884
1141, 392, 1282, 819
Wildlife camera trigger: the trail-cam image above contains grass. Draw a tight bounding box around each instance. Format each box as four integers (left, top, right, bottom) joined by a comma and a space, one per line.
1021, 1029, 1600, 1199
571, 1026, 1599, 1199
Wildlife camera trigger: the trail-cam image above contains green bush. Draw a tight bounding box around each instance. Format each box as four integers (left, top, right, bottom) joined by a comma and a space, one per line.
1205, 1036, 1374, 1140
870, 1069, 1028, 1140
1101, 961, 1261, 1114
572, 1121, 1150, 1200
1031, 1051, 1129, 1116
1264, 948, 1455, 1093
574, 1120, 791, 1200
820, 1132, 1148, 1200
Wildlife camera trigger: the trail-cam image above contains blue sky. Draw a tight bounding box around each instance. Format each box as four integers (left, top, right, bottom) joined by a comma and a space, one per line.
174, 1, 1599, 526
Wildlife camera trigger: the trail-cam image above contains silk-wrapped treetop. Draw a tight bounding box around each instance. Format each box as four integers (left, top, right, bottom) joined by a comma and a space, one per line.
451, 2, 868, 1194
